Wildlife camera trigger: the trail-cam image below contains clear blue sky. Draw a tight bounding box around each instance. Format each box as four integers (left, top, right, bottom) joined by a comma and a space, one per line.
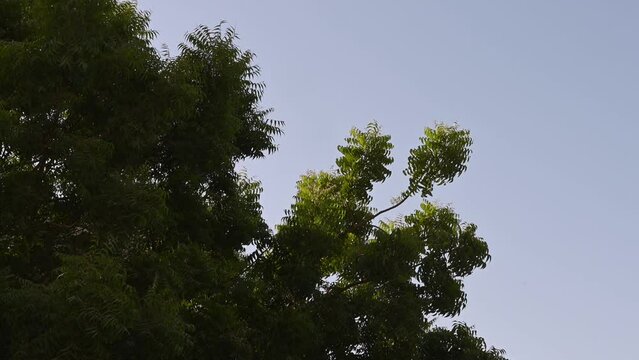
138, 1, 639, 358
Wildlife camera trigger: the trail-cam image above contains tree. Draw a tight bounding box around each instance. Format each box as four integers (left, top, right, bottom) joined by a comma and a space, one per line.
0, 1, 506, 359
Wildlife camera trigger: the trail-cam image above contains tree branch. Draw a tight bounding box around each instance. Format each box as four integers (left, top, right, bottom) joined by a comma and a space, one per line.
371, 194, 410, 220
328, 278, 370, 295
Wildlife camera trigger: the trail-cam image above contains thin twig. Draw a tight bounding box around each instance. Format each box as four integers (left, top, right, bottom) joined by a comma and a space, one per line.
371, 194, 410, 220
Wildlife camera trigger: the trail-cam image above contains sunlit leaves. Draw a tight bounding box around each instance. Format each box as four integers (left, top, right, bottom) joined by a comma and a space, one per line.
258, 122, 505, 359
404, 124, 472, 198
336, 122, 393, 202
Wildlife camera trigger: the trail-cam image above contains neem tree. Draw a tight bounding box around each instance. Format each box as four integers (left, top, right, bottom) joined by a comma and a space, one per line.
0, 1, 506, 359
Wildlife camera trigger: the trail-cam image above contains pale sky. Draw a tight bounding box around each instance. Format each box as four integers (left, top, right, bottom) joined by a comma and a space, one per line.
138, 1, 639, 359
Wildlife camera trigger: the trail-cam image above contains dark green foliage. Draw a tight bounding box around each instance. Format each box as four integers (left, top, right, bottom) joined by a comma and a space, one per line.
0, 1, 506, 359
420, 323, 507, 360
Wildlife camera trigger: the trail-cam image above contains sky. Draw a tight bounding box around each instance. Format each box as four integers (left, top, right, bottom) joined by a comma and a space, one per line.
137, 1, 639, 358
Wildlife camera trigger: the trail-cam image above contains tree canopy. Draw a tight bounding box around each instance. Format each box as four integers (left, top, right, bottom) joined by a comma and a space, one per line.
0, 1, 506, 359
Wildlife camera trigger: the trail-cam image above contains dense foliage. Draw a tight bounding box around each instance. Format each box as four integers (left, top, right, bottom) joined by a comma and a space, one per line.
0, 1, 506, 359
